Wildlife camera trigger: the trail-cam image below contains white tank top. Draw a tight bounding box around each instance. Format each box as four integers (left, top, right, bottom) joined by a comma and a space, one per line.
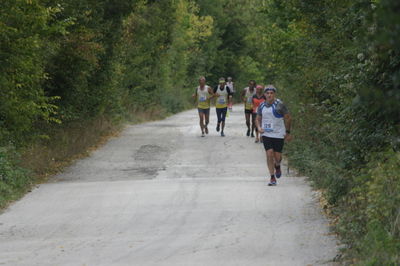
244, 87, 255, 110
197, 85, 211, 108
215, 85, 228, 108
260, 100, 285, 139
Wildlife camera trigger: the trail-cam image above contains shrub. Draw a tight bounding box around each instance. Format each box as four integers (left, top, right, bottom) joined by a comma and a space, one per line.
338, 149, 400, 264
0, 147, 31, 208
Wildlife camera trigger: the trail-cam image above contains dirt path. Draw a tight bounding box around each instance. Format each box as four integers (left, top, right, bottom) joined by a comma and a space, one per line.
0, 106, 338, 265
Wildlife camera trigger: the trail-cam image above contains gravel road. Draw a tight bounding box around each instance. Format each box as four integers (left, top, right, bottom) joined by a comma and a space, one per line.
0, 106, 338, 266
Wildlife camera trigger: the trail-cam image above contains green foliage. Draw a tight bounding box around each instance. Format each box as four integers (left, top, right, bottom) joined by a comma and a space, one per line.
0, 0, 220, 143
339, 149, 400, 264
0, 147, 31, 209
120, 0, 214, 114
42, 0, 137, 121
358, 221, 399, 266
0, 0, 64, 145
246, 0, 400, 262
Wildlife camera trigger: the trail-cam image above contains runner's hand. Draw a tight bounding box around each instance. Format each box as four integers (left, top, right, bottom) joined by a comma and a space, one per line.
258, 127, 264, 133
285, 134, 292, 142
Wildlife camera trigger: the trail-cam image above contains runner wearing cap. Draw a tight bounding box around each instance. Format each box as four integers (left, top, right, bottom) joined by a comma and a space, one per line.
192, 76, 214, 137
252, 84, 266, 143
241, 80, 256, 137
226, 77, 234, 111
214, 77, 233, 137
256, 85, 292, 186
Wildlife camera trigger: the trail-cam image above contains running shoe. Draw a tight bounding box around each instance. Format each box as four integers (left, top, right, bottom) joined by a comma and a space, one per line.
268, 176, 277, 186
275, 165, 282, 178
216, 124, 220, 132
251, 132, 255, 138
205, 126, 209, 134
201, 133, 205, 137
255, 138, 259, 143
246, 129, 250, 136
221, 132, 225, 137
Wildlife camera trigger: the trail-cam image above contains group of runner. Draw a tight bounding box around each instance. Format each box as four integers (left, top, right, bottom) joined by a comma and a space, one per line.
193, 76, 292, 186
241, 80, 266, 143
193, 77, 233, 137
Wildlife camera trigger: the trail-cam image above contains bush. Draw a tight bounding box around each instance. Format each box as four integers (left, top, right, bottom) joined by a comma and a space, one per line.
0, 147, 31, 208
338, 149, 400, 264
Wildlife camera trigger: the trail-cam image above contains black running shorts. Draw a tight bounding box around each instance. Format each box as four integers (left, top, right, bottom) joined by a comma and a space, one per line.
262, 136, 284, 153
244, 109, 252, 114
216, 107, 227, 122
198, 108, 210, 115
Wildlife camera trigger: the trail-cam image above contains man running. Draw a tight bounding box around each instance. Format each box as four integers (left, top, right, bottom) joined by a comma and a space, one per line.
214, 77, 233, 137
252, 84, 266, 143
226, 77, 234, 111
241, 80, 256, 137
192, 76, 214, 137
256, 85, 292, 186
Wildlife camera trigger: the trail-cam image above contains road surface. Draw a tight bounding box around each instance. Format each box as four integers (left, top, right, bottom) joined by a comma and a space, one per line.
0, 106, 338, 265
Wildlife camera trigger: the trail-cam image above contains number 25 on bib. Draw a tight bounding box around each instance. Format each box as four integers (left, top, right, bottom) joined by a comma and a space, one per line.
264, 123, 274, 132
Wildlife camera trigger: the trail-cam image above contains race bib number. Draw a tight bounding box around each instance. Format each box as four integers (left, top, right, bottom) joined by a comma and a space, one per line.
247, 97, 252, 103
199, 96, 206, 102
218, 97, 226, 104
264, 123, 274, 132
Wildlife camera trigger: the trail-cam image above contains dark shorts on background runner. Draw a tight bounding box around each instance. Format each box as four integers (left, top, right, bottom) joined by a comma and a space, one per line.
198, 108, 210, 115
262, 136, 284, 152
244, 109, 252, 114
216, 107, 227, 122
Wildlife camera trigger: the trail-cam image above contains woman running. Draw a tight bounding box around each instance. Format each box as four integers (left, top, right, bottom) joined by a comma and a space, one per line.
241, 80, 256, 137
252, 85, 266, 143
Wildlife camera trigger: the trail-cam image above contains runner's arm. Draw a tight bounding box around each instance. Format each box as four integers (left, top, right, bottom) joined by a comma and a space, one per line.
241, 89, 246, 102
213, 86, 219, 97
227, 87, 233, 105
256, 105, 264, 133
284, 113, 291, 131
276, 102, 292, 140
207, 87, 215, 99
192, 88, 197, 105
284, 113, 292, 141
256, 114, 263, 133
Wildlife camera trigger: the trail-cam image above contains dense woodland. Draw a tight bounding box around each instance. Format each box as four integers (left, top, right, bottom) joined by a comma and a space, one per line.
1, 0, 399, 264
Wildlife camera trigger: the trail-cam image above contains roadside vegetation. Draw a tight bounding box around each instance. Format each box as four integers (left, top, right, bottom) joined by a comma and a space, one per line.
249, 1, 400, 264
1, 0, 399, 263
